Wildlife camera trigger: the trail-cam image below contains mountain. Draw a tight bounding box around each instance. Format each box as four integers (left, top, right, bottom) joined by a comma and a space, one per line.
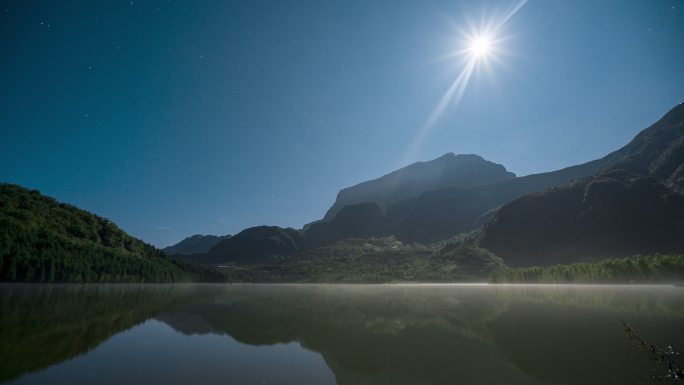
310, 105, 684, 246
190, 152, 613, 259
390, 157, 612, 243
184, 225, 305, 265
322, 153, 516, 221
481, 170, 684, 266
0, 184, 224, 282
307, 187, 494, 246
598, 102, 684, 191
306, 202, 390, 247
163, 234, 231, 255
480, 103, 684, 265
307, 155, 610, 245
179, 104, 684, 268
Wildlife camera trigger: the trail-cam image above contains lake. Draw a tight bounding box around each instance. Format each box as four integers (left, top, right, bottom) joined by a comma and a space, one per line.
1, 284, 683, 385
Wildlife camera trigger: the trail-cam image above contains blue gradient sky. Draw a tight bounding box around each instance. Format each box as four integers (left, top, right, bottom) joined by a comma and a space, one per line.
1, 0, 683, 247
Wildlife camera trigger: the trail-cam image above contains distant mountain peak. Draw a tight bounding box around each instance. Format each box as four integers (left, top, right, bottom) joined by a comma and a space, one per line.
323, 153, 515, 221
163, 234, 232, 255
438, 152, 458, 159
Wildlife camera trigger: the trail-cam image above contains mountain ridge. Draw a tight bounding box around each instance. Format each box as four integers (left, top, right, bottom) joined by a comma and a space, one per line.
322, 153, 516, 221
163, 234, 232, 255
306, 155, 611, 246
479, 103, 684, 264
176, 103, 684, 268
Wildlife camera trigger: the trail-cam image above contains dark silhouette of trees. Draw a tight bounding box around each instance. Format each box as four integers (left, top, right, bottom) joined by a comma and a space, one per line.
490, 254, 684, 283
0, 184, 225, 283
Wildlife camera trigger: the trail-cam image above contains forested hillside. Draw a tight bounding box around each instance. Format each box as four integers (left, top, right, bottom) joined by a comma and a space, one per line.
0, 184, 223, 282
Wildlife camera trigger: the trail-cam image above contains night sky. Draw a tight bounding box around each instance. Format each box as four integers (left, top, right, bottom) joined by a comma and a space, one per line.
1, 0, 683, 247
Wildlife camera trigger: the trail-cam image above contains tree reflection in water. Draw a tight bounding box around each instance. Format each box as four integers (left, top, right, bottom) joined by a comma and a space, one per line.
1, 284, 683, 385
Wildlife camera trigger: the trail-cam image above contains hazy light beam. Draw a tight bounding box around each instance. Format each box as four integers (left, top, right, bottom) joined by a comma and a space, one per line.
423, 57, 477, 131
403, 57, 477, 164
495, 0, 528, 32
401, 0, 528, 166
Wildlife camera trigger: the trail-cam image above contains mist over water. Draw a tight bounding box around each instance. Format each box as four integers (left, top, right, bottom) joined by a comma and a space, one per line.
1, 284, 683, 385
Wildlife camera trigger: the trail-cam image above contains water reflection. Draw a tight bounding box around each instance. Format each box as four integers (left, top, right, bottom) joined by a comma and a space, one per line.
1, 284, 683, 385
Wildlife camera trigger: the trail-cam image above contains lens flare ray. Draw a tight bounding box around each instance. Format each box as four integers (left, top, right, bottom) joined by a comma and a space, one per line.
402, 0, 527, 165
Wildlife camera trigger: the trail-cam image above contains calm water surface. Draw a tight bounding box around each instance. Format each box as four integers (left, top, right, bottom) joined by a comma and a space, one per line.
1, 284, 683, 385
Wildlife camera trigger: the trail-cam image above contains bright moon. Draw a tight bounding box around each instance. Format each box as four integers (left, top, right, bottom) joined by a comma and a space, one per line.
469, 35, 492, 59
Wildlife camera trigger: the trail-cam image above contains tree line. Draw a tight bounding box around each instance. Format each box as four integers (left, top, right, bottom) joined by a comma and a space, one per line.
490, 254, 684, 284
0, 184, 225, 283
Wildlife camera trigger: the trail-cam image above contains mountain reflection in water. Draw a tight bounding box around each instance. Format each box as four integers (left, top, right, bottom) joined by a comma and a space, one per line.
1, 284, 683, 385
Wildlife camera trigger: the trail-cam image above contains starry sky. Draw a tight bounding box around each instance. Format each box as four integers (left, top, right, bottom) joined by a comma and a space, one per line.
1, 0, 683, 247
